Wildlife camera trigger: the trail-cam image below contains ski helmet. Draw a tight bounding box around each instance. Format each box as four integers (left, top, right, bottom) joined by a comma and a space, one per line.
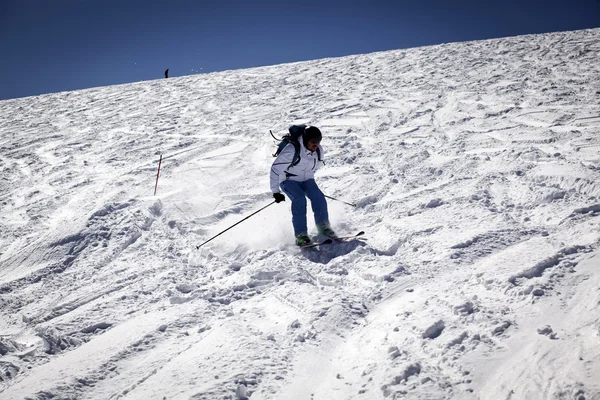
303, 126, 322, 147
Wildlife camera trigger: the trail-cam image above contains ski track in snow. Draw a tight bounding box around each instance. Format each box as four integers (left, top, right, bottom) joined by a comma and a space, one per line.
1, 28, 600, 399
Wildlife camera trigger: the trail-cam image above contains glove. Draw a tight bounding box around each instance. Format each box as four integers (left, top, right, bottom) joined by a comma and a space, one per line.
273, 193, 285, 203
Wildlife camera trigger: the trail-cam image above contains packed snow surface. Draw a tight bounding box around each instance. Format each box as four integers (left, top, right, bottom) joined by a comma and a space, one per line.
1, 28, 600, 400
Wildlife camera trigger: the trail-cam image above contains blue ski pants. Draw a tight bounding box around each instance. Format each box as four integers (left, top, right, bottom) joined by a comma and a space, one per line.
280, 179, 329, 236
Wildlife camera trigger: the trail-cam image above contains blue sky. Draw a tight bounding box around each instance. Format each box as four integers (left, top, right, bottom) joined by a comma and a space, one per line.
1, 0, 599, 100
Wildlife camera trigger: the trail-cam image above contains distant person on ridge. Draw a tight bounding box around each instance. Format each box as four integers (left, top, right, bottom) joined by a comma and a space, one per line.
270, 125, 335, 246
164, 69, 169, 78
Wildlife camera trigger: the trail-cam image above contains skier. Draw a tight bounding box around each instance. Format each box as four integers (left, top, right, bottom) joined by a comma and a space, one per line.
270, 125, 335, 246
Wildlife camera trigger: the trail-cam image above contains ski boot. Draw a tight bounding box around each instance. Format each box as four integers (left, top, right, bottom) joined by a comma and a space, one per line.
317, 224, 337, 239
295, 234, 312, 247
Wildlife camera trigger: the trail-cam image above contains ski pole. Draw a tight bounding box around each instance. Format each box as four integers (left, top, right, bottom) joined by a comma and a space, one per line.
196, 201, 276, 249
324, 194, 356, 207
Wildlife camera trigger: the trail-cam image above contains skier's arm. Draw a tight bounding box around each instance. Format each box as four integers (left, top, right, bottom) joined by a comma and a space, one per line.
317, 145, 325, 169
270, 145, 295, 193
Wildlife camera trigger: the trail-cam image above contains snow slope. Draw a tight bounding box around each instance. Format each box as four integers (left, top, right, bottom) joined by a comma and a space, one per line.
1, 28, 600, 400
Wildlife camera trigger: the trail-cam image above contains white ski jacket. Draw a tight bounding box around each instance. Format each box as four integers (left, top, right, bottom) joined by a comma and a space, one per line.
270, 140, 325, 193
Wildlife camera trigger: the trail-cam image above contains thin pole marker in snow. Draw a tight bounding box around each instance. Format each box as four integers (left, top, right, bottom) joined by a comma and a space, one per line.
154, 154, 163, 196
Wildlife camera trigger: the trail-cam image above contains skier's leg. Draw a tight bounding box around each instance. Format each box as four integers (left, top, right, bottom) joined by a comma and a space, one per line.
302, 179, 330, 228
280, 180, 308, 236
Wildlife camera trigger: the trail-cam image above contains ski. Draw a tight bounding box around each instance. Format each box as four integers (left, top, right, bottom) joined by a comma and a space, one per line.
298, 232, 365, 249
299, 231, 366, 248
332, 231, 366, 241
299, 238, 333, 248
